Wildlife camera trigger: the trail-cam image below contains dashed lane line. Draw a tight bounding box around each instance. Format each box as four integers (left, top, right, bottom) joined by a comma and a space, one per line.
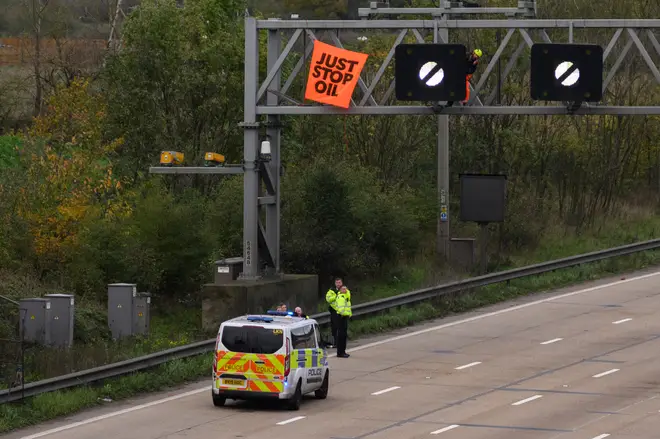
592, 369, 620, 378
276, 416, 306, 425
455, 362, 482, 370
511, 395, 543, 406
371, 386, 401, 396
540, 338, 563, 345
430, 425, 460, 435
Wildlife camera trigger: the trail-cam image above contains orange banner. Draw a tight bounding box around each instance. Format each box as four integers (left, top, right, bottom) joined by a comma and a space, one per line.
304, 40, 369, 109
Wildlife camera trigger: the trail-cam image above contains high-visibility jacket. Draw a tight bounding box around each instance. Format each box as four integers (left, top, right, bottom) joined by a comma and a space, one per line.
335, 291, 352, 317
326, 288, 350, 313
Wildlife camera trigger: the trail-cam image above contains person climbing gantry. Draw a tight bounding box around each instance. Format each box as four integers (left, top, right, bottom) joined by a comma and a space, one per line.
463, 48, 482, 104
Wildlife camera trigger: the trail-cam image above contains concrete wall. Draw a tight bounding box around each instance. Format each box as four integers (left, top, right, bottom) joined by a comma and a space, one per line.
201, 274, 319, 331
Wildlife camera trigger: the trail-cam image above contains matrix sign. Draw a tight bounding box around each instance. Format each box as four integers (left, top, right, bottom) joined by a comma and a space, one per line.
530, 43, 603, 102
395, 44, 467, 102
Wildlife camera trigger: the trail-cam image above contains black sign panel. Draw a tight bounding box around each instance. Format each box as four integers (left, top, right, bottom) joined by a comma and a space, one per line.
530, 43, 603, 102
395, 44, 467, 102
459, 174, 507, 224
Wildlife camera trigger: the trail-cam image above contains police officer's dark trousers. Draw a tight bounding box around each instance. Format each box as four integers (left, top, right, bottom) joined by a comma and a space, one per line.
336, 315, 349, 356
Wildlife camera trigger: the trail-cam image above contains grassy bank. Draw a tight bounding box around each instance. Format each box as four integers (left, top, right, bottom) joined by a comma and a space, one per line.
2, 246, 660, 434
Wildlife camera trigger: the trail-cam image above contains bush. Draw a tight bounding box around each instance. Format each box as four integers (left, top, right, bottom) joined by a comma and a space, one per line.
281, 159, 434, 281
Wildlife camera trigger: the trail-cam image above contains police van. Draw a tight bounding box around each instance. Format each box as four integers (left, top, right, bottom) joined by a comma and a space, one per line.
212, 310, 330, 410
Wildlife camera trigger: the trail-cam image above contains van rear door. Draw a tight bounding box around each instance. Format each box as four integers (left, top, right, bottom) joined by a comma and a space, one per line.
216, 324, 285, 394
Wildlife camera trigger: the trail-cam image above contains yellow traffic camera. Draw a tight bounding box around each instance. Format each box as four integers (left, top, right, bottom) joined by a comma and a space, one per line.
204, 152, 226, 167
160, 151, 184, 166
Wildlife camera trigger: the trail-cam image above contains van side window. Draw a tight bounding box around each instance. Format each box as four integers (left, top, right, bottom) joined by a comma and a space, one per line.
291, 324, 316, 349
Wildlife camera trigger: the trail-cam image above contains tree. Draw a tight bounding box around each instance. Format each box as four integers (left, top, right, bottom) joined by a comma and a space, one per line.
17, 78, 127, 274
23, 0, 50, 116
102, 0, 246, 182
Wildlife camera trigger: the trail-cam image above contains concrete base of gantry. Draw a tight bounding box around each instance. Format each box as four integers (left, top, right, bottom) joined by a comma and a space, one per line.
201, 274, 319, 331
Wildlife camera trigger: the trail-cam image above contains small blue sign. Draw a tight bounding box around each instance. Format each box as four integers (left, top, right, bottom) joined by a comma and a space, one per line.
440, 212, 447, 221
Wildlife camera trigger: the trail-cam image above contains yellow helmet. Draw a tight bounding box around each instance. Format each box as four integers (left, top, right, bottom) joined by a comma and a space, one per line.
473, 49, 483, 57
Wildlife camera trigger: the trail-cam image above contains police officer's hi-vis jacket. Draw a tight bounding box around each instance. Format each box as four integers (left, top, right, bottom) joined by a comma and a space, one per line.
326, 288, 352, 317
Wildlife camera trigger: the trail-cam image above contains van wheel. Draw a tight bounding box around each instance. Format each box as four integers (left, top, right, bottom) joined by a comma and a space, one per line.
287, 381, 302, 411
212, 393, 226, 407
315, 371, 329, 399
213, 395, 227, 407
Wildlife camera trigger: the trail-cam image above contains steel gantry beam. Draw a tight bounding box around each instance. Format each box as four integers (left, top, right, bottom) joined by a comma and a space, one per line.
254, 18, 660, 116
152, 14, 660, 282
243, 17, 660, 272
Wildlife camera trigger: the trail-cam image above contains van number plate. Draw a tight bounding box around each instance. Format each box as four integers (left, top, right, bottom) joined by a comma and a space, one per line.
222, 378, 246, 387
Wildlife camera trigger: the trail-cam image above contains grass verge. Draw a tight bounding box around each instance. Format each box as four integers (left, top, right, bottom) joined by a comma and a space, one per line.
2, 248, 660, 434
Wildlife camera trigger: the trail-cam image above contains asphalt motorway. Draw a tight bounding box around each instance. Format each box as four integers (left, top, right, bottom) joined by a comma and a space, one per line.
9, 268, 660, 439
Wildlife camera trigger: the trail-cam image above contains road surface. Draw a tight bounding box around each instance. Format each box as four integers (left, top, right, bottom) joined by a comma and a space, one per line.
9, 268, 660, 439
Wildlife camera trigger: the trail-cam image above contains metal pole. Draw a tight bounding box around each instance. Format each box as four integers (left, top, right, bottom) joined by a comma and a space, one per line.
241, 17, 260, 280
266, 28, 282, 275
436, 18, 450, 260
496, 29, 501, 104
479, 223, 489, 274
19, 307, 25, 401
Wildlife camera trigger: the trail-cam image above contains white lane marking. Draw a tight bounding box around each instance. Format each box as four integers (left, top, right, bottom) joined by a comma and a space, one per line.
591, 435, 610, 439
430, 424, 460, 435
23, 269, 660, 438
592, 368, 620, 378
19, 386, 211, 439
540, 338, 563, 345
371, 386, 401, 396
276, 416, 306, 425
511, 394, 543, 406
455, 361, 482, 370
613, 318, 632, 324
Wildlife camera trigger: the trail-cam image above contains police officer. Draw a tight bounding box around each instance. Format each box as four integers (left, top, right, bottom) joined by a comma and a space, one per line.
334, 285, 352, 358
325, 277, 345, 348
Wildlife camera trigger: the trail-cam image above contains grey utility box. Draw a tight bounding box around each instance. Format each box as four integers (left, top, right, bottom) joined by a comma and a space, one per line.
44, 294, 75, 348
108, 283, 137, 339
108, 284, 152, 339
19, 298, 52, 345
132, 292, 151, 336
214, 257, 243, 283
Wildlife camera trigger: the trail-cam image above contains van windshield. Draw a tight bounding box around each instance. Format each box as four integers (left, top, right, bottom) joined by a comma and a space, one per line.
221, 325, 284, 354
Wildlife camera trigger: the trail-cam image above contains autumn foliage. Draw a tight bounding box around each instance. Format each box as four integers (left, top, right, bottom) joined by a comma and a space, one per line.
17, 79, 128, 268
